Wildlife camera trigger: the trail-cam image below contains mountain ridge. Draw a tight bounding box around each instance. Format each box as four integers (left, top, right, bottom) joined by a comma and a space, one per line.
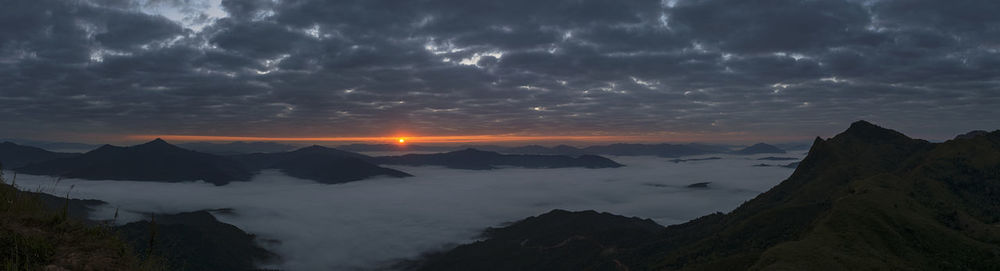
15, 139, 252, 186
415, 121, 1000, 270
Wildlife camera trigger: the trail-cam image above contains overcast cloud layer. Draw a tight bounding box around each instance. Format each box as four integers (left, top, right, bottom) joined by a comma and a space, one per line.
14, 154, 798, 270
1, 0, 998, 141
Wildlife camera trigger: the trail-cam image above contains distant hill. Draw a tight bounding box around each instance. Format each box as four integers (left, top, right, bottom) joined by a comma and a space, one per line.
115, 211, 277, 271
733, 142, 786, 155
582, 143, 729, 157
16, 139, 252, 185
232, 145, 411, 184
473, 143, 733, 157
375, 148, 624, 170
415, 121, 1000, 270
0, 141, 78, 168
0, 138, 101, 153
337, 143, 453, 153
178, 141, 298, 155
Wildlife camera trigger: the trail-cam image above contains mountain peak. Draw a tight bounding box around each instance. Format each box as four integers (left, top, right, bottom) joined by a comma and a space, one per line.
835, 120, 912, 144
132, 138, 184, 152
954, 130, 990, 140
145, 138, 169, 145
298, 145, 329, 151
734, 142, 785, 155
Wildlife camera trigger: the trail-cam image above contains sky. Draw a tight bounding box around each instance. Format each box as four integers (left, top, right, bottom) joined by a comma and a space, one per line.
2, 0, 999, 144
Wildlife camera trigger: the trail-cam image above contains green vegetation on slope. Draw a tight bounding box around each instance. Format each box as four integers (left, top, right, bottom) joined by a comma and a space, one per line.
0, 167, 162, 271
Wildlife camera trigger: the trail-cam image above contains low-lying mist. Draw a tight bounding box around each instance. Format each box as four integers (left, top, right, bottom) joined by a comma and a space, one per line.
13, 154, 801, 270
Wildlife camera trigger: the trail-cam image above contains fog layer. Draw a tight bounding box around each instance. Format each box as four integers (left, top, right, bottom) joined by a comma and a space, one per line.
13, 154, 800, 270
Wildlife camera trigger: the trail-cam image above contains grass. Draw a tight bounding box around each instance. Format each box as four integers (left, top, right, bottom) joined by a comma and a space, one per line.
0, 167, 165, 271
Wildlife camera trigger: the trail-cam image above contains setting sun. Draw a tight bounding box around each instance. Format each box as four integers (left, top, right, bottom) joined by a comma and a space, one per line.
398, 138, 405, 143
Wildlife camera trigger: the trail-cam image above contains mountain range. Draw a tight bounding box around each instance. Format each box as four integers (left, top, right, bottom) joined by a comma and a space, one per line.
414, 121, 1000, 270
178, 141, 299, 155
3, 140, 624, 184
465, 142, 781, 157
0, 141, 77, 168
375, 148, 624, 170
16, 139, 253, 185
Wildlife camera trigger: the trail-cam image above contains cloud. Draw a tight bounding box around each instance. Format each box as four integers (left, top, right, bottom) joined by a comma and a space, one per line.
14, 153, 801, 270
0, 0, 998, 141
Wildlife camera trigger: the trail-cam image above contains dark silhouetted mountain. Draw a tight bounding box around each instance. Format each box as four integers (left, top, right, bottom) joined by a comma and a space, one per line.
16, 139, 252, 185
375, 148, 624, 170
416, 121, 1000, 270
757, 156, 799, 161
499, 145, 589, 156
733, 142, 786, 155
580, 143, 728, 157
773, 141, 815, 151
271, 154, 411, 184
0, 141, 78, 168
670, 157, 722, 163
465, 143, 733, 157
414, 210, 662, 271
685, 182, 711, 188
0, 138, 101, 153
955, 130, 989, 140
337, 143, 453, 153
178, 141, 298, 155
232, 145, 411, 184
115, 211, 277, 271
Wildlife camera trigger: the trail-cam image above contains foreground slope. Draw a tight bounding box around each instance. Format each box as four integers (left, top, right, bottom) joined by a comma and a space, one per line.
16, 139, 252, 185
116, 211, 277, 271
1, 173, 157, 270
417, 121, 1000, 270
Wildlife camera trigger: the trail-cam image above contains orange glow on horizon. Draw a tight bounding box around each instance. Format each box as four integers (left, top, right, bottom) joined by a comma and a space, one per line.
124, 133, 813, 144
127, 134, 676, 144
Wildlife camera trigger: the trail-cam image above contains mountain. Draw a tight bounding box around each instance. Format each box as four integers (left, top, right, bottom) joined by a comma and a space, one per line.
337, 143, 454, 153
462, 143, 733, 157
499, 145, 589, 156
232, 145, 411, 184
413, 210, 662, 270
0, 141, 78, 168
581, 143, 728, 157
375, 148, 624, 170
733, 142, 786, 155
16, 139, 252, 185
115, 211, 277, 271
178, 141, 298, 155
0, 138, 102, 153
415, 121, 1000, 270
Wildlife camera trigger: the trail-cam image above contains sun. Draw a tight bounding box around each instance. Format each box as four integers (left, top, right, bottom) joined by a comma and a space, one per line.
397, 138, 405, 143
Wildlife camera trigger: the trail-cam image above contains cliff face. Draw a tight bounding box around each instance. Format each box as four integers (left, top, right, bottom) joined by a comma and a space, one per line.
417, 121, 1000, 270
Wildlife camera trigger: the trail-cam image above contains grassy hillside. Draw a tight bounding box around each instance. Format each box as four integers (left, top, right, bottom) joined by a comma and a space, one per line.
0, 168, 161, 271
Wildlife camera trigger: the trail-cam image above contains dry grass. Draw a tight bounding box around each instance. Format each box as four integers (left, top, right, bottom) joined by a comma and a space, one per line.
0, 168, 165, 271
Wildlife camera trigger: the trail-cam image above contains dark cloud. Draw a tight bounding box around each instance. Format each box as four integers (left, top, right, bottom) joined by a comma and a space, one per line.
0, 0, 997, 142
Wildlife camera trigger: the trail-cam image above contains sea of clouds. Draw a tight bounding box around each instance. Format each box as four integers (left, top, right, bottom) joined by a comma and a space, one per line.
12, 153, 803, 270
